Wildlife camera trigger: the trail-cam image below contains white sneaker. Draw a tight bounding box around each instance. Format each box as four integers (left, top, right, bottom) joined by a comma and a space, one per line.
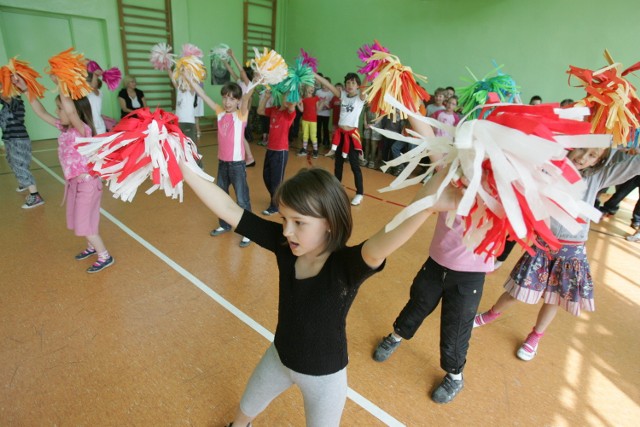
626, 231, 640, 242
351, 194, 363, 206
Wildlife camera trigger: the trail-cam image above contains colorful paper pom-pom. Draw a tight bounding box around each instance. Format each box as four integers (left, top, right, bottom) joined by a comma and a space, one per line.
374, 94, 610, 260
150, 42, 175, 71
86, 60, 122, 91
173, 55, 206, 92
75, 107, 212, 202
457, 65, 521, 119
298, 49, 318, 73
181, 43, 203, 58
568, 49, 640, 146
1, 57, 46, 101
250, 47, 288, 86
209, 43, 230, 62
46, 48, 92, 100
358, 40, 390, 81
271, 57, 315, 104
363, 51, 429, 121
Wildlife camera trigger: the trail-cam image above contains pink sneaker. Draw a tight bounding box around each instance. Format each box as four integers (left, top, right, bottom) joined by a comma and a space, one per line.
517, 329, 543, 361
473, 308, 501, 328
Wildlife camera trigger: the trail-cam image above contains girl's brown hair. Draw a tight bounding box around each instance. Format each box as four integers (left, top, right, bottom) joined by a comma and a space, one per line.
275, 168, 352, 253
55, 95, 96, 136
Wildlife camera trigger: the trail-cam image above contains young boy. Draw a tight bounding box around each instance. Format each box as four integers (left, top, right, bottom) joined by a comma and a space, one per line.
314, 73, 367, 206
257, 90, 296, 215
191, 82, 253, 247
427, 87, 446, 117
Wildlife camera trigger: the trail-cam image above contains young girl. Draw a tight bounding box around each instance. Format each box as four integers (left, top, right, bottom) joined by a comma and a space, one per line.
16, 76, 114, 273
474, 146, 640, 360
297, 84, 322, 159
179, 156, 457, 425
0, 92, 44, 209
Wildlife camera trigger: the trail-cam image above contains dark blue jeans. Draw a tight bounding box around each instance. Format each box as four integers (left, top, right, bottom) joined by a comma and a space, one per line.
263, 149, 288, 212
393, 257, 485, 374
217, 160, 252, 229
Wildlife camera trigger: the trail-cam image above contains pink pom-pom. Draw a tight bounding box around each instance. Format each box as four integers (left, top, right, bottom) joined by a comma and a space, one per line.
181, 43, 203, 58
299, 48, 318, 72
101, 67, 122, 90
150, 42, 175, 71
86, 60, 102, 73
358, 40, 390, 81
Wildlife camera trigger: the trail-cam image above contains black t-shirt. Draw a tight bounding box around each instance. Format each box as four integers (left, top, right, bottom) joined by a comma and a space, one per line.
235, 210, 384, 375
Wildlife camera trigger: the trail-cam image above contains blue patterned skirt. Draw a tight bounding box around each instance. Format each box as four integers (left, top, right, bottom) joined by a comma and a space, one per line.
505, 242, 594, 316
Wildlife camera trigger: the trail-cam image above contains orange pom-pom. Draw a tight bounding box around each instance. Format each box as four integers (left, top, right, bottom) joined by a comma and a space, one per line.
47, 48, 92, 100
8, 57, 46, 101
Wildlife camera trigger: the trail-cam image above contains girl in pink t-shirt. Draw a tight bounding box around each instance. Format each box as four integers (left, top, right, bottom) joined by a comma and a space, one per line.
17, 76, 114, 273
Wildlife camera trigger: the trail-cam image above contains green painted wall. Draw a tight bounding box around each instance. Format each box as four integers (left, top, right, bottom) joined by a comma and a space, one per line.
281, 0, 640, 105
2, 0, 638, 139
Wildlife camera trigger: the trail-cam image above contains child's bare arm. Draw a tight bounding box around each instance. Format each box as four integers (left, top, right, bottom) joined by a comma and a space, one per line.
313, 73, 340, 98
239, 87, 254, 117
185, 75, 219, 111
228, 48, 250, 86
257, 90, 270, 116
14, 76, 57, 127
361, 168, 459, 269
179, 160, 244, 228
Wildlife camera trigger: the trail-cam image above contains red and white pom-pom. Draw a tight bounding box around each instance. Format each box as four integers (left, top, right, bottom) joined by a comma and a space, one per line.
75, 108, 212, 202
250, 47, 288, 87
181, 43, 203, 58
150, 42, 175, 71
376, 95, 610, 259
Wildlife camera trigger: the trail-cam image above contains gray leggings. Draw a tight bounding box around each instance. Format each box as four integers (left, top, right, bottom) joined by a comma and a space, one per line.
5, 138, 35, 188
240, 344, 348, 426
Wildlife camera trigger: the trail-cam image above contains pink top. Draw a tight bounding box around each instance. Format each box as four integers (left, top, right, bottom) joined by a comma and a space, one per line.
56, 121, 91, 180
429, 212, 494, 273
216, 107, 247, 162
433, 110, 460, 138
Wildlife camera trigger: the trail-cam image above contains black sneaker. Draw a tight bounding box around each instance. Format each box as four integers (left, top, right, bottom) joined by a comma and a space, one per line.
373, 334, 401, 362
87, 256, 114, 273
22, 193, 45, 209
431, 374, 464, 403
312, 150, 319, 159
297, 148, 308, 157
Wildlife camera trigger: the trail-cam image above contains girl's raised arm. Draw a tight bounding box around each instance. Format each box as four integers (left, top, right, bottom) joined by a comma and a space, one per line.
179, 160, 244, 228
188, 78, 220, 111
58, 90, 88, 136
361, 166, 459, 269
313, 73, 340, 98
13, 76, 57, 127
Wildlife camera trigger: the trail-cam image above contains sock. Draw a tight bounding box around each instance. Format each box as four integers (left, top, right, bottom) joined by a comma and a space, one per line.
391, 332, 403, 342
312, 143, 318, 151
302, 141, 308, 150
97, 250, 110, 262
30, 192, 39, 196
87, 242, 95, 251
448, 372, 462, 381
524, 327, 544, 349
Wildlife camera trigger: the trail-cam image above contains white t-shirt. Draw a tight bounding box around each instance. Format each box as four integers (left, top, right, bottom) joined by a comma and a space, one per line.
176, 90, 196, 123
316, 88, 333, 117
87, 90, 106, 134
338, 91, 365, 128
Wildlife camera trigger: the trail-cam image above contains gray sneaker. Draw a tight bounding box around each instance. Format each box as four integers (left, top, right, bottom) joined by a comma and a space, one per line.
373, 334, 401, 362
431, 374, 464, 404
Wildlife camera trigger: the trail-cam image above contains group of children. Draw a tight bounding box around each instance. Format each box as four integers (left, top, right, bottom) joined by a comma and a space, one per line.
3, 51, 640, 426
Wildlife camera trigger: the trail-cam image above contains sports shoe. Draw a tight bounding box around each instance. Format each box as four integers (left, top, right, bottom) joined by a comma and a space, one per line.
351, 194, 363, 206
631, 221, 640, 230
373, 334, 402, 362
22, 193, 45, 209
493, 260, 503, 270
87, 256, 114, 273
516, 329, 542, 361
625, 230, 640, 242
473, 308, 501, 328
324, 150, 335, 158
431, 374, 464, 403
239, 237, 251, 248
262, 208, 278, 216
312, 150, 319, 159
75, 248, 97, 260
16, 186, 28, 193
210, 226, 231, 237
368, 161, 375, 169
297, 148, 308, 157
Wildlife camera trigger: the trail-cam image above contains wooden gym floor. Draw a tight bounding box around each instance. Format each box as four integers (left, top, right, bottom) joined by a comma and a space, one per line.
1, 132, 639, 426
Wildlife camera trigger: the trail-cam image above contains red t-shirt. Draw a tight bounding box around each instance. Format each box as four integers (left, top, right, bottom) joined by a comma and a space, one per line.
301, 96, 319, 122
330, 96, 341, 126
266, 107, 296, 150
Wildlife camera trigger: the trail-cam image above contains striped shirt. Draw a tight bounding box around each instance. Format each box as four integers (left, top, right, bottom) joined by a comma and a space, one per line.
0, 96, 29, 141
